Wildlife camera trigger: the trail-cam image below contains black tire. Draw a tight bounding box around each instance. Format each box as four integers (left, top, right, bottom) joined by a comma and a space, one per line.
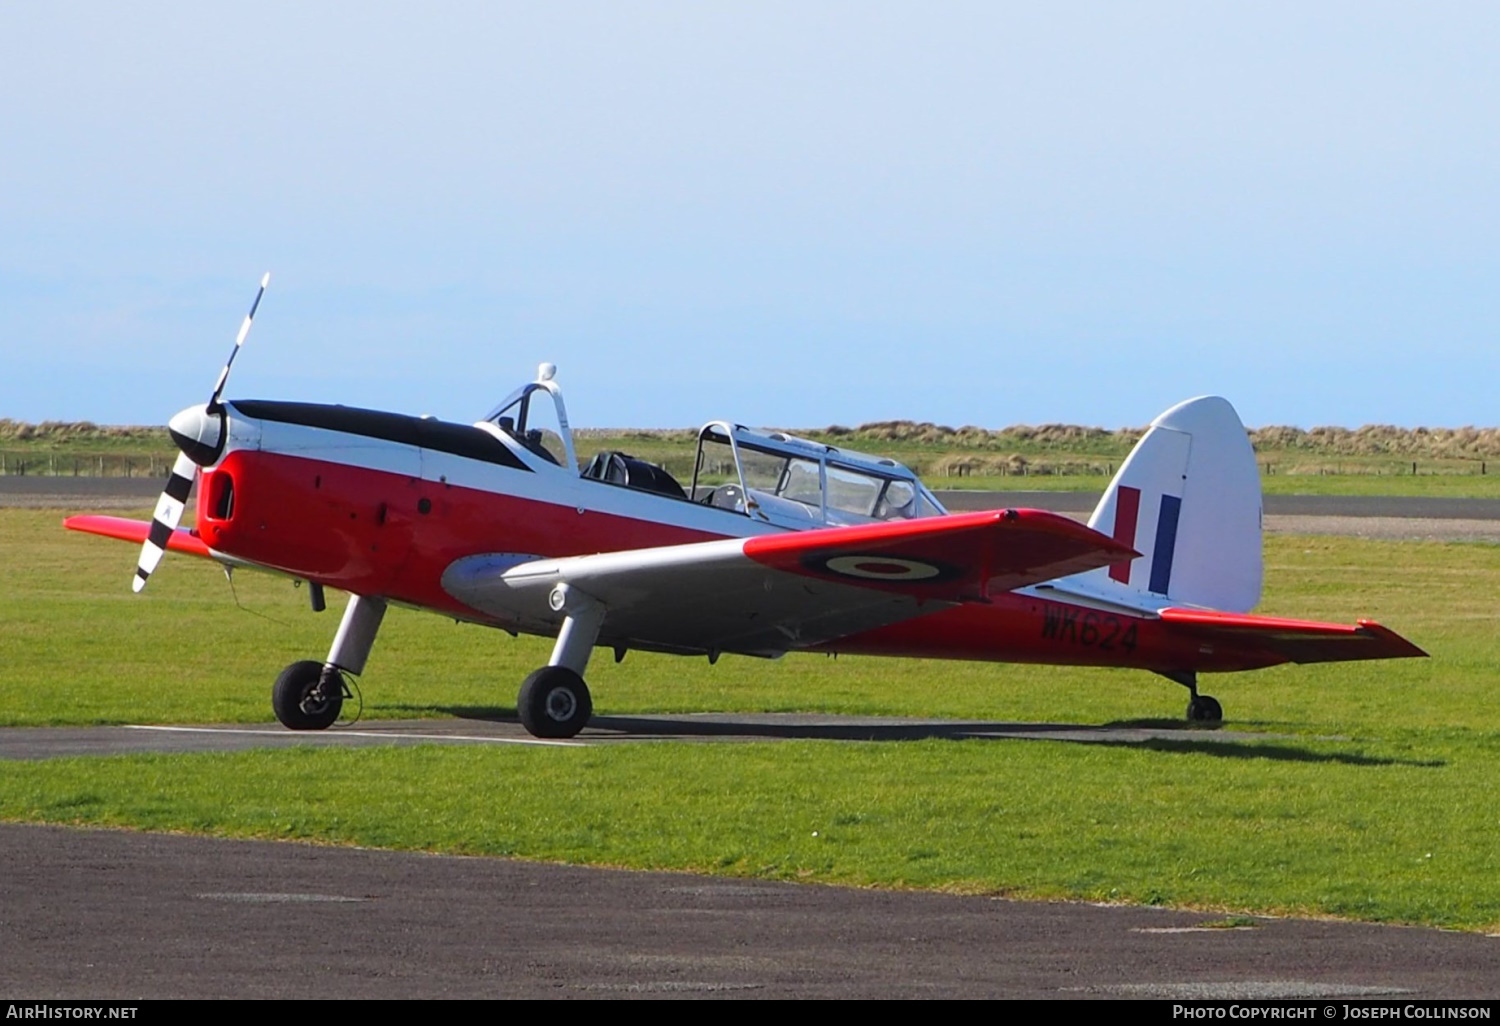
272, 660, 342, 731
517, 666, 593, 739
1186, 694, 1223, 723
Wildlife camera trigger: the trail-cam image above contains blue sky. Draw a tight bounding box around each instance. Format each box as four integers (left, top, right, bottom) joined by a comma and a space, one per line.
3, 2, 1497, 431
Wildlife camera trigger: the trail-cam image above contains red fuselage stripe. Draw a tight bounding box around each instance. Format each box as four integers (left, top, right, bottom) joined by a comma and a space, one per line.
1108, 485, 1141, 584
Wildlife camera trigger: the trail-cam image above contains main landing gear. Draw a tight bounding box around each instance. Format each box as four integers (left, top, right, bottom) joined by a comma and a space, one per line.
272, 594, 387, 731
517, 584, 604, 739
1160, 671, 1223, 724
268, 584, 603, 739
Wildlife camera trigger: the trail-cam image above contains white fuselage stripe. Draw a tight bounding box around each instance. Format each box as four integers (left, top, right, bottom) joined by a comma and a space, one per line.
236, 413, 780, 540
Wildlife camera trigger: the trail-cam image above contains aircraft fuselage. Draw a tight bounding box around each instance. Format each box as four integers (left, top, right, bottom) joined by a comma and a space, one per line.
196, 401, 1283, 675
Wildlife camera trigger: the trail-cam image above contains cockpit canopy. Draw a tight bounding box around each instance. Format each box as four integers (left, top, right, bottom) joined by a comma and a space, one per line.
689, 422, 946, 529
481, 365, 946, 530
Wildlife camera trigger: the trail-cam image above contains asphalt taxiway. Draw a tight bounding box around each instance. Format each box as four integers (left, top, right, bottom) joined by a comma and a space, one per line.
3, 822, 1497, 999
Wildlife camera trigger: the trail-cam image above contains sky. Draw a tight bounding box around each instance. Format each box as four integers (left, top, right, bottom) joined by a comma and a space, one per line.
3, 2, 1498, 431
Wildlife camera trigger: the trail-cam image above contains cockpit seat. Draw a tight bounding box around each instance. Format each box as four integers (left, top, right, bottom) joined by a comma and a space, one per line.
522, 428, 561, 466
582, 451, 688, 500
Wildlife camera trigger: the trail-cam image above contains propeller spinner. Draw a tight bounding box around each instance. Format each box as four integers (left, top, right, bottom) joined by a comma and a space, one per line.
133, 273, 270, 593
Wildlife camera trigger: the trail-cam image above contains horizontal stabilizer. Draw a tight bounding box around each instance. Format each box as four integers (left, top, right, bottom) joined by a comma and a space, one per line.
1157, 607, 1427, 664
64, 515, 213, 560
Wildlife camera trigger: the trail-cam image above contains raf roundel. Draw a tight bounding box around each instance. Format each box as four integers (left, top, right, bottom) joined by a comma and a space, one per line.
820, 555, 945, 581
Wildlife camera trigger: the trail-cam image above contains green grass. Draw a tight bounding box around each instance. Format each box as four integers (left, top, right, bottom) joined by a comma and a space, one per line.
4, 508, 1500, 931
1257, 473, 1500, 497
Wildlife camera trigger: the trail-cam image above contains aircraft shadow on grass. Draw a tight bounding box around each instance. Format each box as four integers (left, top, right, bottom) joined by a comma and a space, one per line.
398, 705, 1442, 768
1087, 736, 1441, 768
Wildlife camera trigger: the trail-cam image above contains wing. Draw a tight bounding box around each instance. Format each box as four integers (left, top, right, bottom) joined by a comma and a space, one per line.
64, 515, 214, 560
1157, 607, 1427, 664
443, 509, 1137, 656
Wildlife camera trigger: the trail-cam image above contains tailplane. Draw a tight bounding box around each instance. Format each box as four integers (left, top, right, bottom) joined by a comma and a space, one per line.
1075, 395, 1262, 613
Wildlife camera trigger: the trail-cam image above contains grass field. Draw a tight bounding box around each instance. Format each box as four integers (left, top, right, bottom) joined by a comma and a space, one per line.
3, 508, 1500, 930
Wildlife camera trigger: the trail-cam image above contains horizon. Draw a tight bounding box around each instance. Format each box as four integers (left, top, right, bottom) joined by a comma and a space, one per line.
8, 413, 1500, 437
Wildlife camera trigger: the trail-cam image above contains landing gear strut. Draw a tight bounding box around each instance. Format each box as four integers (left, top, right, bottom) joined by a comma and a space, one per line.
1160, 671, 1223, 724
516, 584, 602, 739
272, 594, 386, 731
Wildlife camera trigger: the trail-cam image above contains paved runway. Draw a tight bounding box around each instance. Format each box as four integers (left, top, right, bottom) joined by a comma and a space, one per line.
3, 822, 1497, 999
10, 475, 1500, 518
18, 477, 1500, 541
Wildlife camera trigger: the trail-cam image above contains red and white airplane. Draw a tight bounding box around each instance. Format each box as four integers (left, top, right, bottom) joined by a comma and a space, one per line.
67, 277, 1426, 738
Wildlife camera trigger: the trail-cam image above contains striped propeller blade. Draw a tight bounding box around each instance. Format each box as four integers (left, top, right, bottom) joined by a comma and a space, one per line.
209, 272, 270, 409
133, 452, 199, 593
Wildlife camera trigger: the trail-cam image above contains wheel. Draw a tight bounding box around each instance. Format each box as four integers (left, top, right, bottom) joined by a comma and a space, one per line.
272, 660, 343, 730
1186, 694, 1223, 723
517, 666, 593, 739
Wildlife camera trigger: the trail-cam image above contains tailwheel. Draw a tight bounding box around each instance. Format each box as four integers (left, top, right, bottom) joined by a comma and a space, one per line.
517, 666, 593, 739
272, 660, 344, 730
1160, 670, 1224, 725
1186, 694, 1223, 723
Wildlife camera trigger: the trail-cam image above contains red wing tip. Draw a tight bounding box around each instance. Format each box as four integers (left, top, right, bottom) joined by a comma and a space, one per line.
1355, 619, 1430, 658
65, 514, 130, 534
64, 514, 212, 559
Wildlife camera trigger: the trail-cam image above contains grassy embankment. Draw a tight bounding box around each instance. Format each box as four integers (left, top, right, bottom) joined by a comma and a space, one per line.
2, 507, 1498, 930
7, 418, 1500, 496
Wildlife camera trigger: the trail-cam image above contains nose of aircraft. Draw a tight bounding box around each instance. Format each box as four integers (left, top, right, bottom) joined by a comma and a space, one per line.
168, 403, 226, 466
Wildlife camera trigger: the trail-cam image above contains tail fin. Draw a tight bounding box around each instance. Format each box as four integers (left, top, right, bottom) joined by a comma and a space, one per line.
1080, 396, 1262, 612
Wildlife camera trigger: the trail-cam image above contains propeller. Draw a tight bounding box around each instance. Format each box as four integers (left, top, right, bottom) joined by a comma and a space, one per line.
211, 272, 270, 412
133, 273, 270, 593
